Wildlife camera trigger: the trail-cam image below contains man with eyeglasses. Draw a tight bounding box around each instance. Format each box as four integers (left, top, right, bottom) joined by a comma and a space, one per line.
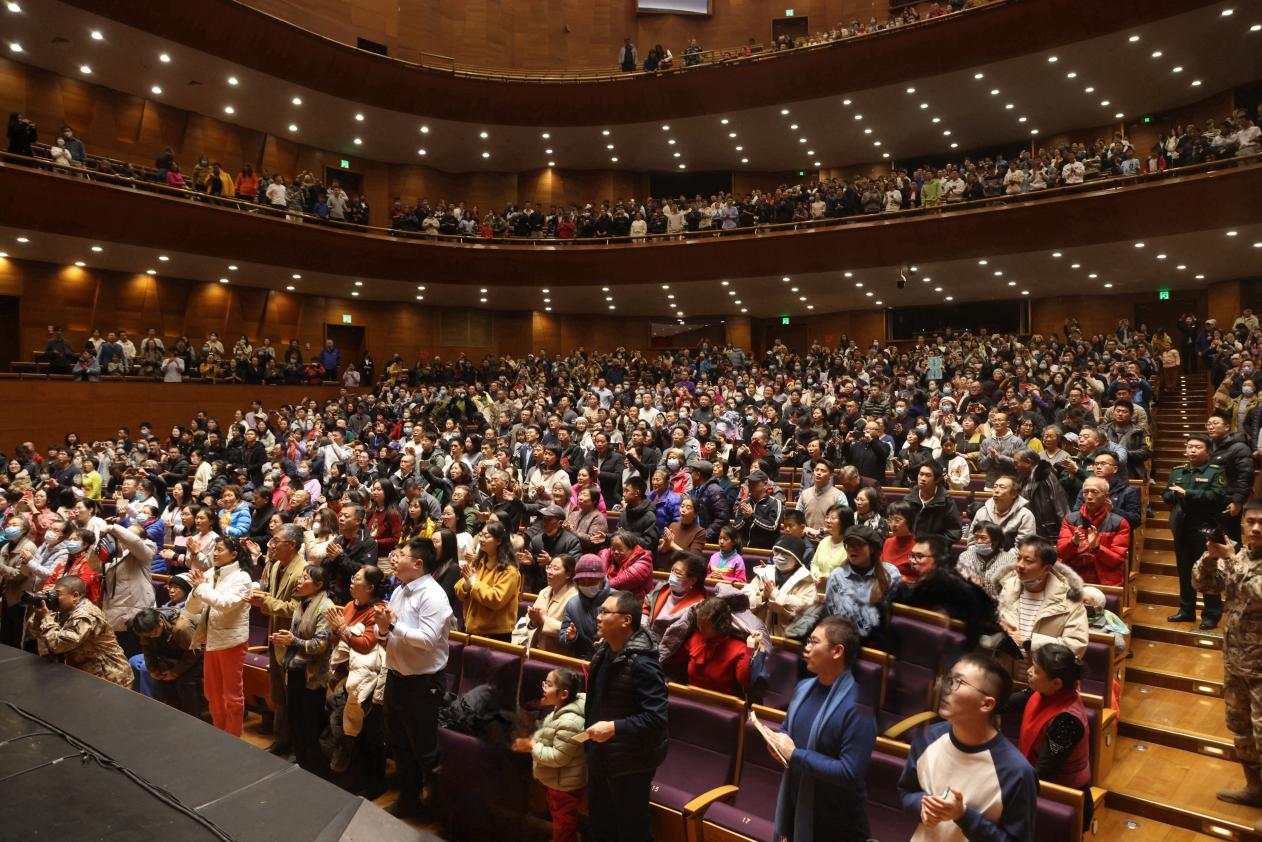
898, 653, 1037, 841
246, 522, 307, 756
767, 616, 876, 841
583, 589, 668, 842
1071, 450, 1141, 530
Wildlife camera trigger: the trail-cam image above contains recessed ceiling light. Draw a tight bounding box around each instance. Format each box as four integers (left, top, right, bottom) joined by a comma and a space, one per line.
1100, 100, 1110, 107
782, 277, 790, 282
478, 130, 489, 138
150, 85, 163, 95
1196, 274, 1206, 279
9, 41, 22, 52
1221, 7, 1233, 15
920, 102, 929, 109
720, 118, 729, 125
160, 256, 172, 262
1134, 242, 1145, 247
1115, 112, 1124, 118
419, 125, 429, 133
864, 128, 872, 135
15, 236, 28, 243
1172, 66, 1183, 73
950, 142, 958, 148
994, 270, 1003, 276
1047, 55, 1058, 63
0, 252, 8, 258
1104, 283, 1114, 288
882, 153, 890, 159
855, 281, 862, 287
873, 141, 881, 147
1129, 34, 1140, 42
678, 164, 685, 169
1030, 129, 1039, 135
943, 130, 952, 136
479, 297, 488, 303
1021, 290, 1029, 296
351, 291, 359, 296
418, 285, 426, 291
541, 132, 550, 139
735, 145, 743, 151
813, 161, 821, 167
668, 139, 676, 145
1252, 23, 1262, 31
1066, 71, 1077, 78
874, 300, 883, 305
610, 157, 618, 162
990, 88, 999, 95
1151, 50, 1163, 58
291, 96, 302, 105
1088, 273, 1098, 278
355, 113, 365, 121
1227, 230, 1239, 236
79, 64, 92, 74
548, 161, 555, 167
1156, 253, 1168, 259
73, 261, 85, 267
223, 105, 235, 114
1071, 263, 1081, 269
601, 129, 610, 136
1008, 280, 1017, 286
147, 269, 158, 275
606, 143, 614, 149
1019, 116, 1028, 123
217, 277, 228, 283
544, 148, 553, 154
865, 291, 874, 297
353, 137, 362, 145
932, 117, 941, 123
227, 75, 238, 85
974, 72, 984, 79
1192, 79, 1202, 86
6, 2, 20, 11
159, 52, 170, 62
90, 245, 103, 252
978, 260, 988, 265
1254, 242, 1262, 249
1005, 103, 1014, 109
1177, 264, 1187, 270
934, 287, 943, 292
354, 280, 363, 286
1052, 251, 1062, 257
673, 152, 681, 158
808, 149, 815, 155
740, 308, 748, 313
292, 273, 301, 279
781, 108, 790, 115
289, 124, 299, 132
287, 285, 295, 291
482, 151, 490, 158
1085, 86, 1095, 93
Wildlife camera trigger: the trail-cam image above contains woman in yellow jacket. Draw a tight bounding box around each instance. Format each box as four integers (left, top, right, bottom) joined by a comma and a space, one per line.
455, 519, 521, 641
1226, 379, 1260, 435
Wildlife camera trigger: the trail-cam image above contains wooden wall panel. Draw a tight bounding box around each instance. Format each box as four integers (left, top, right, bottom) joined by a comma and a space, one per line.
0, 381, 355, 447
1207, 280, 1243, 329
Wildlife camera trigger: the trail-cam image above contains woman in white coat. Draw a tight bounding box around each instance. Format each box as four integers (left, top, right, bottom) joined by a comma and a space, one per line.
186, 536, 253, 735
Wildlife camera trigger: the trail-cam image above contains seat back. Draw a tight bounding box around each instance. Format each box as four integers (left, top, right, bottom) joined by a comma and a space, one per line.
761, 644, 802, 710
446, 637, 466, 693
864, 746, 920, 841
1080, 638, 1111, 699
882, 615, 948, 731
459, 640, 522, 699
651, 692, 743, 812
1035, 792, 1082, 842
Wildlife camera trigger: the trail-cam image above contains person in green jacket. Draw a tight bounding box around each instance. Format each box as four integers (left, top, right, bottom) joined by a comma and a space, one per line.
1163, 433, 1229, 628
515, 668, 587, 842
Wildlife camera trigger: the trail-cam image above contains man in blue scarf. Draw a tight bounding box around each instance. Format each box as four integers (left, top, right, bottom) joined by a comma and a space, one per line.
768, 616, 877, 841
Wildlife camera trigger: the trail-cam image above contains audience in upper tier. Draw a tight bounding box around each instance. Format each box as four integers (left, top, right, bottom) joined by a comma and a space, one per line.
7, 303, 1261, 833
10, 101, 1259, 244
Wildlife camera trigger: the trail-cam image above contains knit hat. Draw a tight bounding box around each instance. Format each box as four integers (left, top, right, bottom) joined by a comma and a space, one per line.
574, 553, 607, 580
773, 535, 807, 564
167, 573, 193, 599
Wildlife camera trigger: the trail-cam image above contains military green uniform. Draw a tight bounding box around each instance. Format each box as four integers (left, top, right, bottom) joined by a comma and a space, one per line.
1194, 545, 1262, 771
1163, 461, 1228, 619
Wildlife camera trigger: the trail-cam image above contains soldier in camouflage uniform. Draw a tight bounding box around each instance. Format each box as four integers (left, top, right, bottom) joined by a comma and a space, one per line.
1195, 501, 1262, 826
1164, 433, 1229, 629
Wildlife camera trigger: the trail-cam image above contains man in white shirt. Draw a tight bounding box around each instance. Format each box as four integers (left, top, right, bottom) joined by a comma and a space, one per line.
375, 537, 455, 818
320, 429, 353, 484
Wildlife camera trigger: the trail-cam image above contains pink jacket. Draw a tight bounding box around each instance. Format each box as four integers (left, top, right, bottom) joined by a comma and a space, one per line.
600, 544, 653, 599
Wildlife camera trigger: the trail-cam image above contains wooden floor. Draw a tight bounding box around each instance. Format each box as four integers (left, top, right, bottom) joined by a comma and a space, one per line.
1120, 683, 1232, 742
1109, 738, 1262, 827
1096, 807, 1227, 840
1129, 640, 1224, 683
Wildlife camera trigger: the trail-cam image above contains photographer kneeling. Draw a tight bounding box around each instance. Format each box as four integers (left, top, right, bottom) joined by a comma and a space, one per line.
25, 575, 133, 687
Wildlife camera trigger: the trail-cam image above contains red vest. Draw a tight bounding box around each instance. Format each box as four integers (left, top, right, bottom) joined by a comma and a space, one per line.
1019, 687, 1090, 788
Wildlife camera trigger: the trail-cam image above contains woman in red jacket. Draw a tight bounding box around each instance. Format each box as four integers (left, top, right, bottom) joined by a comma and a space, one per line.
685, 597, 755, 698
599, 530, 653, 599
365, 480, 402, 555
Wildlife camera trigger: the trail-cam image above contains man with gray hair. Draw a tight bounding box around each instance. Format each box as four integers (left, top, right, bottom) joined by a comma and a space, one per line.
247, 522, 307, 756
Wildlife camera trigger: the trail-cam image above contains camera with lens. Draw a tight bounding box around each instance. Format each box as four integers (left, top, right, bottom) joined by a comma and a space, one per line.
20, 590, 57, 610
1200, 523, 1227, 545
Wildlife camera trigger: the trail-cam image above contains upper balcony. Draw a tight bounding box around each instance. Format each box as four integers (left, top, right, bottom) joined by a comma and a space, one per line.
2, 150, 1260, 320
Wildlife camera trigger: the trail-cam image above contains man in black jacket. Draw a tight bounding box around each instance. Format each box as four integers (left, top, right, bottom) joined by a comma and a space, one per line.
591, 432, 626, 506
585, 589, 669, 842
689, 459, 731, 542
902, 462, 963, 544
1207, 412, 1253, 542
617, 475, 659, 551
842, 420, 890, 484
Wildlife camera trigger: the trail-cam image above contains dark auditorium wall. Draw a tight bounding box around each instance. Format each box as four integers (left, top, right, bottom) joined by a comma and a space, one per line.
240, 0, 905, 71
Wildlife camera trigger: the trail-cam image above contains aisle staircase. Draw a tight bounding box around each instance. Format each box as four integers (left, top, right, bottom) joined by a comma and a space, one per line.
1097, 373, 1262, 839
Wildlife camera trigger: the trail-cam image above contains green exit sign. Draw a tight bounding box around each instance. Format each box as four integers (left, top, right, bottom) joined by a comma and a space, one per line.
781, 316, 791, 325
342, 314, 352, 324
785, 9, 794, 16
340, 159, 350, 169
1158, 289, 1170, 301
798, 170, 805, 176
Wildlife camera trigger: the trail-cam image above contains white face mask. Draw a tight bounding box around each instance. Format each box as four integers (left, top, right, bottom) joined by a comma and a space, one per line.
578, 584, 602, 598
772, 552, 797, 572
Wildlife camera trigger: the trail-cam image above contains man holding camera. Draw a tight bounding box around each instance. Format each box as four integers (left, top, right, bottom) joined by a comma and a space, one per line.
26, 575, 133, 687
1164, 433, 1229, 629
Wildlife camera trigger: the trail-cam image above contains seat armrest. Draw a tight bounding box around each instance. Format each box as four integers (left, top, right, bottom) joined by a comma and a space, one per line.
883, 710, 937, 740
247, 645, 268, 654
682, 784, 740, 817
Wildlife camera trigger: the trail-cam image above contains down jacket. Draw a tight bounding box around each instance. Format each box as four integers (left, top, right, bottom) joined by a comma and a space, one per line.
970, 495, 1037, 547
1056, 504, 1131, 586
994, 560, 1089, 657
531, 693, 588, 792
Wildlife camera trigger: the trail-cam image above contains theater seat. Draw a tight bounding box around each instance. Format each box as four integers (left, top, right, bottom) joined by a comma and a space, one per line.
692, 712, 785, 842
650, 686, 744, 841
458, 638, 521, 698
881, 614, 950, 733
446, 636, 466, 693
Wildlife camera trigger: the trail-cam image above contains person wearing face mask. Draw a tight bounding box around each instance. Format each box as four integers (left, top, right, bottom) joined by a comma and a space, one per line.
743, 535, 817, 637
956, 524, 1014, 599
994, 536, 1089, 675
0, 515, 39, 647
559, 554, 611, 658
644, 553, 708, 651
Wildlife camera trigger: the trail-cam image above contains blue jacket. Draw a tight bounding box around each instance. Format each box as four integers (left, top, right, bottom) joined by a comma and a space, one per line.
774, 671, 876, 842
219, 503, 251, 538
650, 489, 681, 532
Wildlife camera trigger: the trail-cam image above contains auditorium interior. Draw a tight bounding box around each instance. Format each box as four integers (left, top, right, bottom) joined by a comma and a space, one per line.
1, 0, 1261, 839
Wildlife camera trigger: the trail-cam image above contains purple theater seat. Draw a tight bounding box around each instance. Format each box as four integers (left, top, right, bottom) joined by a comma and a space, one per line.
1080, 638, 1111, 699
437, 726, 533, 838
446, 638, 465, 693
761, 646, 801, 710
701, 717, 783, 842
880, 616, 948, 733
1103, 590, 1122, 616
866, 748, 920, 841
152, 583, 170, 605
519, 656, 555, 708
517, 596, 533, 619
855, 657, 883, 713
1035, 795, 1080, 842
458, 642, 520, 698
651, 695, 741, 814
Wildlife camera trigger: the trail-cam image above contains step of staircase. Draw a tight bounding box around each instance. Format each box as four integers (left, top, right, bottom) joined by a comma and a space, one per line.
1095, 806, 1234, 840
1127, 639, 1224, 696
1105, 739, 1262, 840
1119, 682, 1233, 751
1130, 602, 1224, 650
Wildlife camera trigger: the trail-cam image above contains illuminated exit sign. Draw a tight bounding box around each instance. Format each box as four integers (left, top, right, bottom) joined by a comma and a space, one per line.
1158, 290, 1170, 300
